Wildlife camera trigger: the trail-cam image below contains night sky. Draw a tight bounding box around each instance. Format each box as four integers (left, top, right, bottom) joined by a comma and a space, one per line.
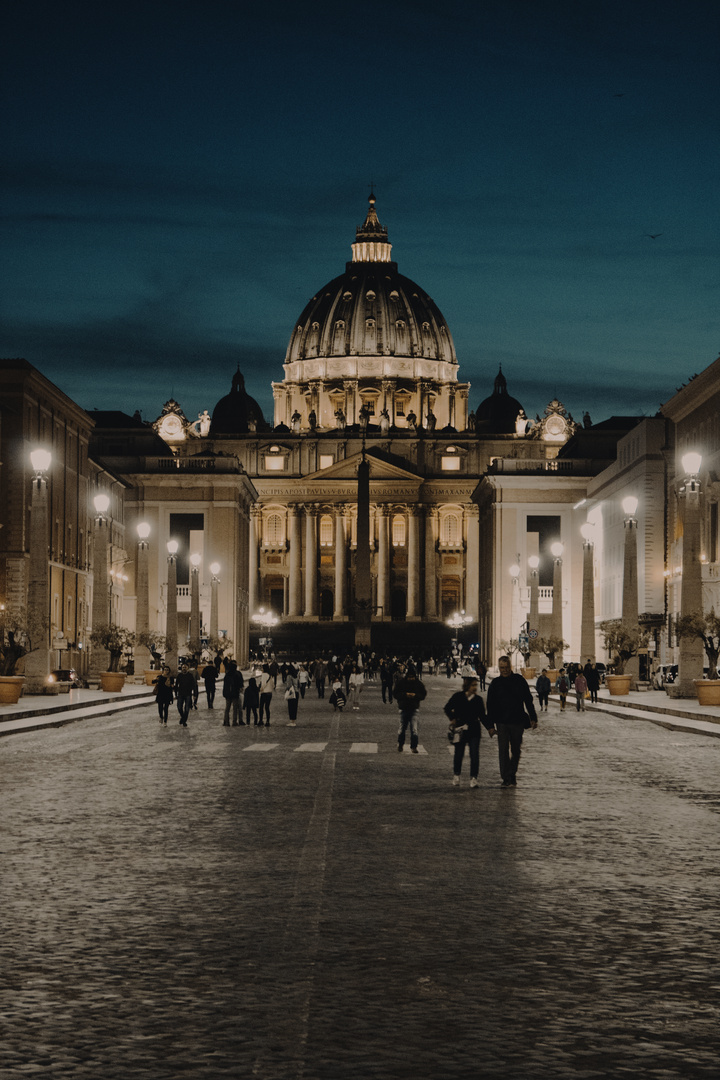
3, 0, 719, 429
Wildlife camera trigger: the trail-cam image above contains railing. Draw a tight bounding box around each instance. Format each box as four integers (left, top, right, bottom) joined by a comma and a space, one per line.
152, 456, 242, 473
487, 458, 595, 474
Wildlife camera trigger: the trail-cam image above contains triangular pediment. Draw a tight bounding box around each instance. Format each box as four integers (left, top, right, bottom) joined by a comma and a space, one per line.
305, 447, 421, 483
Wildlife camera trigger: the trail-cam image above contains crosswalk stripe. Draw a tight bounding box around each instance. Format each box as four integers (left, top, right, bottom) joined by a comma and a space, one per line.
349, 742, 378, 753
295, 743, 328, 752
242, 743, 280, 752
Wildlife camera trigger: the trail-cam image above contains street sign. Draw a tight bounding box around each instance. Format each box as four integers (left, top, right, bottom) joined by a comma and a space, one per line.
529, 629, 538, 639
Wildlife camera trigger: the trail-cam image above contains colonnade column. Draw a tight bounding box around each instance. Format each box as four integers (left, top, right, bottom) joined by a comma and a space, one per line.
304, 505, 318, 617
407, 507, 421, 618
376, 506, 390, 618
464, 504, 479, 617
424, 506, 438, 618
248, 507, 260, 614
334, 504, 347, 618
288, 507, 303, 617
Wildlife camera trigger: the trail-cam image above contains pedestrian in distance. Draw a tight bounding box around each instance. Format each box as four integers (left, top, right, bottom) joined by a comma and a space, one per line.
222, 660, 244, 726
394, 662, 427, 753
583, 659, 600, 704
444, 675, 495, 787
329, 679, 346, 712
380, 660, 394, 703
153, 665, 174, 724
574, 670, 588, 712
556, 668, 569, 711
348, 664, 364, 710
244, 676, 260, 725
535, 668, 551, 712
188, 659, 200, 709
315, 659, 327, 699
486, 655, 538, 788
201, 660, 218, 708
259, 664, 274, 725
298, 664, 309, 699
175, 663, 196, 727
285, 665, 300, 726
477, 660, 487, 691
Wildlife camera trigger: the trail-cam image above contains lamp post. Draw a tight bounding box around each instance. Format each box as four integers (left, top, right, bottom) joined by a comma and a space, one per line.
189, 553, 201, 656
674, 452, 704, 697
447, 609, 473, 656
252, 607, 278, 657
621, 495, 640, 685
209, 562, 221, 641
580, 522, 596, 663
550, 541, 564, 666
165, 540, 179, 672
135, 522, 151, 673
25, 449, 53, 693
89, 492, 111, 680
528, 555, 540, 666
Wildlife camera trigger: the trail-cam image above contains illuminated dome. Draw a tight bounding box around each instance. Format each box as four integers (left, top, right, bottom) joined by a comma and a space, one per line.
274, 195, 469, 432
475, 367, 526, 434
211, 367, 269, 435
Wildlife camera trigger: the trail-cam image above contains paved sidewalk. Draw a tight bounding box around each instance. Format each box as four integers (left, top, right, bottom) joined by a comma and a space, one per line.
2, 678, 720, 1079
0, 682, 155, 736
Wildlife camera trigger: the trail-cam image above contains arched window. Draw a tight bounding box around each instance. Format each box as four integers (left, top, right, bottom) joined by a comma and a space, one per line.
265, 513, 283, 546
442, 513, 460, 546
319, 515, 333, 547
392, 514, 406, 547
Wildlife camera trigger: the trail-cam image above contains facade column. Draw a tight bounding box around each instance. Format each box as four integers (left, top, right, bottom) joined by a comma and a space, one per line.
580, 527, 596, 661
673, 462, 704, 696
24, 456, 52, 692
248, 507, 260, 615
165, 544, 178, 674
407, 507, 421, 619
304, 505, 318, 617
376, 506, 390, 618
622, 500, 640, 684
134, 525, 151, 672
424, 506, 438, 618
334, 504, 347, 618
464, 504, 479, 619
288, 507, 302, 617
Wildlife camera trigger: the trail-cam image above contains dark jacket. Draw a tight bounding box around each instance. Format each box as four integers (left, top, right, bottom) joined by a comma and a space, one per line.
244, 677, 260, 707
486, 673, 538, 727
584, 663, 601, 690
201, 664, 217, 686
394, 675, 427, 712
535, 674, 551, 697
222, 667, 244, 699
154, 673, 174, 704
175, 671, 196, 697
444, 690, 492, 738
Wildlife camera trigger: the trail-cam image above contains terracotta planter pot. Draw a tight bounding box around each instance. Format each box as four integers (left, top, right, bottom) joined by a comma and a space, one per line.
99, 671, 126, 693
694, 680, 720, 707
0, 675, 25, 704
606, 674, 631, 696
144, 670, 160, 686
546, 669, 559, 684
521, 668, 536, 680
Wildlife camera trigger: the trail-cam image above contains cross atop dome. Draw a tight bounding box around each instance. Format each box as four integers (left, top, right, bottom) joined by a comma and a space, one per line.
352, 193, 393, 263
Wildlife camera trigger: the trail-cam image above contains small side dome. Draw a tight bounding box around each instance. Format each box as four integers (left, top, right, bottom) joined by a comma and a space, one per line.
475, 367, 526, 434
210, 367, 270, 434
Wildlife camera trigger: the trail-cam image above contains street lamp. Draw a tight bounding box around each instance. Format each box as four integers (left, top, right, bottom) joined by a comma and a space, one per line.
209, 562, 221, 641
447, 609, 473, 655
527, 555, 540, 665
580, 522, 596, 662
89, 491, 112, 680
252, 607, 278, 657
673, 452, 704, 696
550, 542, 564, 665
165, 540, 179, 672
620, 495, 640, 686
189, 553, 201, 656
134, 522, 151, 672
25, 449, 53, 693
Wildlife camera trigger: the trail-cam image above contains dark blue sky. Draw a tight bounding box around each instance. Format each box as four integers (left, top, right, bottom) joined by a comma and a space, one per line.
2, 0, 719, 428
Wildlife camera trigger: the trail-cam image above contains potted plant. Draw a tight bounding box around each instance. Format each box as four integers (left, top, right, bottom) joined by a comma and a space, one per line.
535, 635, 568, 683
599, 620, 649, 695
0, 606, 29, 704
675, 610, 720, 705
90, 624, 135, 691
135, 631, 168, 684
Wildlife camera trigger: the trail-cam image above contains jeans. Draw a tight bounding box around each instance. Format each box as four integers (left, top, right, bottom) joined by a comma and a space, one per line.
259, 693, 272, 722
224, 697, 240, 724
316, 678, 325, 699
575, 692, 585, 712
205, 685, 215, 708
453, 732, 480, 779
157, 700, 169, 722
537, 693, 548, 710
496, 723, 523, 781
397, 708, 419, 750
381, 681, 393, 703
177, 693, 192, 724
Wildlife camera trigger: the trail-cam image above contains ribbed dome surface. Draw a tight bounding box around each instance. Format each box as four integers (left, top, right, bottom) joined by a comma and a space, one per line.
475, 368, 525, 434
210, 368, 269, 434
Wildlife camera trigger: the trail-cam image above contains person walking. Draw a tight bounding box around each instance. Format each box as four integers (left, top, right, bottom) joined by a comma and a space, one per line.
314, 659, 327, 699
477, 660, 487, 691
574, 670, 588, 712
329, 678, 346, 712
348, 664, 364, 711
259, 664, 274, 725
175, 663, 195, 727
486, 655, 538, 788
394, 662, 427, 753
556, 668, 569, 711
201, 661, 218, 709
380, 660, 394, 703
222, 660, 244, 726
298, 664, 309, 699
284, 665, 300, 726
154, 665, 174, 724
535, 669, 551, 712
584, 659, 600, 704
444, 675, 495, 787
244, 676, 260, 725
188, 659, 200, 710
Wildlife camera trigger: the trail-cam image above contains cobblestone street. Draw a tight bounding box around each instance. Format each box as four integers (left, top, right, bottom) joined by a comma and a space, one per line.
2, 678, 720, 1079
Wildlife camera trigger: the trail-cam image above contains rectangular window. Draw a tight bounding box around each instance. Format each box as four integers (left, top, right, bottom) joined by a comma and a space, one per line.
441, 456, 460, 471
264, 456, 285, 471
319, 454, 334, 470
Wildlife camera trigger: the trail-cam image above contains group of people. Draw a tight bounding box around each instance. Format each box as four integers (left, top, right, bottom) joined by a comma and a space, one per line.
534, 659, 601, 713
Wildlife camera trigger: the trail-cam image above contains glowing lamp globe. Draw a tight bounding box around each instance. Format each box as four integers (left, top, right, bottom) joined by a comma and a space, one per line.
167, 540, 179, 555
622, 496, 638, 517
682, 451, 702, 477
136, 522, 151, 540
30, 448, 52, 474
93, 493, 110, 515
210, 562, 221, 576
580, 522, 594, 543
190, 553, 201, 568
528, 555, 540, 570
551, 542, 564, 559
509, 563, 521, 578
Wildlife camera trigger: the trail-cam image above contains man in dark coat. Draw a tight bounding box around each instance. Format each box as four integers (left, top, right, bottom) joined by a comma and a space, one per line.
222, 660, 244, 726
486, 655, 538, 788
394, 663, 427, 753
201, 661, 218, 709
583, 659, 601, 704
175, 663, 196, 727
